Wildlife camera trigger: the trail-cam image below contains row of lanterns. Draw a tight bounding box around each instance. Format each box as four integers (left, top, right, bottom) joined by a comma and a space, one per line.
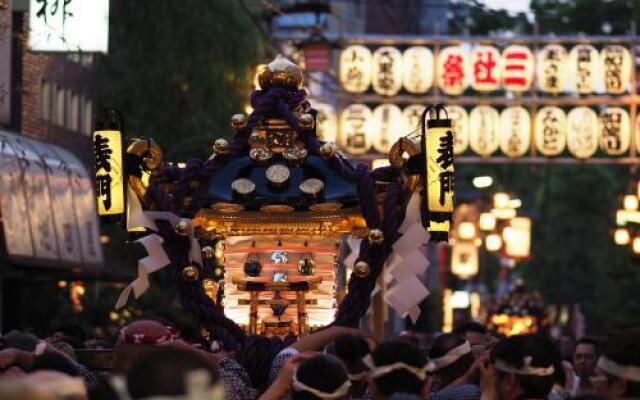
340, 44, 632, 96
614, 182, 640, 254
314, 102, 635, 158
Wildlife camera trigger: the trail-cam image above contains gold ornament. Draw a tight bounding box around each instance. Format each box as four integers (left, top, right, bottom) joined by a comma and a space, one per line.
319, 142, 337, 159
182, 264, 200, 281
127, 138, 164, 171
368, 229, 384, 245
299, 113, 315, 130
353, 261, 371, 278
231, 114, 247, 129
174, 219, 192, 236
213, 138, 229, 155
201, 246, 215, 259
257, 55, 303, 90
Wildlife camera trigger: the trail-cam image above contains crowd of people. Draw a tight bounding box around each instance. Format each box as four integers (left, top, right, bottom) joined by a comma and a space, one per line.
0, 319, 639, 400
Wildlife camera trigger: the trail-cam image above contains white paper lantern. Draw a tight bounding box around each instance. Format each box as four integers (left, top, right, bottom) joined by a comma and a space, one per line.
501, 45, 534, 92
535, 107, 567, 156
313, 103, 338, 143
402, 105, 426, 134
372, 46, 403, 96
471, 46, 501, 92
567, 107, 599, 159
437, 46, 469, 95
499, 106, 531, 158
371, 104, 403, 153
599, 107, 630, 156
469, 106, 500, 157
403, 46, 434, 94
601, 45, 632, 94
537, 45, 567, 94
340, 45, 372, 93
446, 105, 469, 155
340, 104, 373, 155
569, 44, 599, 94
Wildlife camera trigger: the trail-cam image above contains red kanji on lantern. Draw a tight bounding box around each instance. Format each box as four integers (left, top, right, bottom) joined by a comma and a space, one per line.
438, 46, 468, 95
502, 45, 533, 92
471, 46, 500, 91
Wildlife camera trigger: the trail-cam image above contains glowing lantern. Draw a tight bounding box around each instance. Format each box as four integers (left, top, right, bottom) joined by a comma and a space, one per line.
470, 46, 501, 92
313, 102, 338, 143
601, 45, 632, 94
458, 221, 477, 240
499, 106, 531, 158
437, 46, 469, 95
599, 107, 630, 156
451, 241, 479, 278
492, 208, 517, 220
479, 212, 497, 231
340, 45, 372, 93
446, 105, 469, 155
569, 44, 599, 94
403, 46, 434, 93
93, 130, 124, 216
372, 46, 403, 96
473, 176, 493, 189
486, 233, 503, 252
503, 217, 531, 259
494, 192, 510, 209
502, 45, 534, 92
537, 45, 567, 94
535, 106, 567, 156
633, 237, 640, 254
340, 104, 372, 155
614, 228, 630, 245
469, 106, 500, 157
372, 104, 403, 153
567, 107, 599, 159
624, 195, 639, 211
403, 105, 426, 134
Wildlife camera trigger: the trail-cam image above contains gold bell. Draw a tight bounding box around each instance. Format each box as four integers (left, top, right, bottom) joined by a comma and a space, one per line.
299, 113, 315, 130
201, 246, 215, 259
353, 261, 371, 278
182, 264, 200, 282
174, 219, 192, 236
368, 229, 384, 245
213, 138, 230, 155
319, 142, 336, 159
231, 114, 247, 129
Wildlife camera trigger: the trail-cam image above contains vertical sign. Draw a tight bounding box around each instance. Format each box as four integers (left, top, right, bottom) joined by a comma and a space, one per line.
372, 46, 403, 96
0, 0, 10, 124
93, 130, 125, 215
500, 106, 531, 158
340, 104, 372, 155
569, 45, 599, 94
601, 45, 631, 94
471, 46, 501, 92
372, 104, 402, 153
339, 45, 372, 93
502, 45, 534, 92
567, 107, 599, 159
403, 46, 434, 94
599, 107, 630, 156
535, 107, 567, 157
537, 45, 567, 94
469, 106, 500, 157
438, 46, 468, 95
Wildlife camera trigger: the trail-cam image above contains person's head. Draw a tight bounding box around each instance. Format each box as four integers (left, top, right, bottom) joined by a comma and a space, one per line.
125, 348, 221, 400
325, 334, 371, 396
114, 319, 181, 373
574, 338, 599, 379
592, 328, 640, 400
490, 334, 558, 400
367, 340, 427, 400
292, 354, 350, 400
427, 333, 475, 388
30, 351, 81, 377
559, 335, 575, 362
454, 322, 487, 356
2, 330, 39, 352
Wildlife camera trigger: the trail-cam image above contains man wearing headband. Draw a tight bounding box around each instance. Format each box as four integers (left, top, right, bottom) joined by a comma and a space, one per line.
483, 334, 558, 400
591, 328, 640, 400
454, 322, 488, 358
427, 333, 480, 400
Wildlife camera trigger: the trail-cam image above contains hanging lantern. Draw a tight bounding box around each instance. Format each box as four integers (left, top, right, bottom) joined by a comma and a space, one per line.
458, 221, 477, 240
535, 106, 567, 157
471, 46, 501, 92
499, 106, 531, 158
446, 105, 469, 155
501, 45, 534, 92
567, 107, 599, 159
451, 241, 479, 279
599, 107, 630, 156
623, 195, 638, 211
243, 259, 262, 277
633, 237, 640, 254
313, 102, 338, 143
494, 192, 510, 209
372, 104, 403, 153
340, 45, 372, 93
479, 212, 497, 231
537, 45, 567, 94
503, 217, 531, 259
403, 105, 426, 134
340, 104, 372, 155
486, 233, 503, 252
298, 257, 316, 275
403, 46, 434, 94
437, 46, 469, 95
469, 106, 500, 157
569, 44, 599, 94
601, 45, 632, 94
93, 129, 125, 216
372, 46, 403, 96
614, 228, 630, 245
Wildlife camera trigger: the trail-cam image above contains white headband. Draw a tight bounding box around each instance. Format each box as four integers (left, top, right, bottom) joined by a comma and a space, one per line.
292, 373, 351, 399
598, 356, 640, 382
425, 341, 472, 373
494, 356, 555, 377
363, 354, 429, 381
110, 370, 225, 400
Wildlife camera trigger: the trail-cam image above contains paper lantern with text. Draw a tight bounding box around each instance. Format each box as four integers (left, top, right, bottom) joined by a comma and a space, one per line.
372, 104, 403, 153
567, 107, 598, 159
471, 46, 501, 92
503, 217, 531, 260
569, 44, 599, 94
535, 107, 566, 156
438, 46, 469, 95
537, 45, 567, 94
469, 106, 500, 157
499, 106, 531, 158
340, 45, 372, 93
451, 241, 479, 279
502, 45, 534, 92
93, 130, 124, 216
340, 104, 372, 155
403, 46, 434, 93
313, 103, 338, 143
403, 105, 425, 134
601, 45, 632, 94
446, 105, 469, 155
599, 107, 630, 156
372, 46, 403, 96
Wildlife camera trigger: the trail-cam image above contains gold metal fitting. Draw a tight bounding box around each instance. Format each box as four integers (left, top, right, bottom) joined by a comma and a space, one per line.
174, 219, 192, 236
257, 55, 303, 90
231, 114, 247, 129
201, 246, 215, 259
319, 142, 337, 159
299, 113, 315, 130
368, 229, 384, 245
213, 138, 230, 155
353, 261, 371, 278
182, 264, 200, 282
